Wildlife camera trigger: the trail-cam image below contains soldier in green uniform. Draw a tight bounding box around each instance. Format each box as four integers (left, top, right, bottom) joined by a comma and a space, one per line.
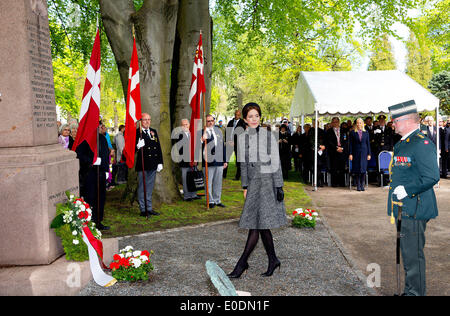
387, 100, 440, 296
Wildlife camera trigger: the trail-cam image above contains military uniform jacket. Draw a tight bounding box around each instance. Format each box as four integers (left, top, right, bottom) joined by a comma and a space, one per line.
374, 125, 394, 152
387, 129, 440, 220
135, 127, 163, 172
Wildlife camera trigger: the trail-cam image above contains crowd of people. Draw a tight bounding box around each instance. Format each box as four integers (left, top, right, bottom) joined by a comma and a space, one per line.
54, 111, 450, 232
270, 114, 450, 188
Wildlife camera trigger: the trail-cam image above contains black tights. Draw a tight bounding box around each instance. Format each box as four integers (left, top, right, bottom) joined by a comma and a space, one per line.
236, 229, 278, 268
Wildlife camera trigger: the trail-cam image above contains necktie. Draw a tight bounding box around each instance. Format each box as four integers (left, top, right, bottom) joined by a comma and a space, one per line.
335, 128, 341, 147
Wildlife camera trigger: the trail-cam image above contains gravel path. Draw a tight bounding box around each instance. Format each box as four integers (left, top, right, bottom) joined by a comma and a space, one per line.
79, 218, 375, 296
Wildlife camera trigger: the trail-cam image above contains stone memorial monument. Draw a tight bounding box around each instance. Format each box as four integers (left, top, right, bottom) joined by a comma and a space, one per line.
0, 0, 80, 266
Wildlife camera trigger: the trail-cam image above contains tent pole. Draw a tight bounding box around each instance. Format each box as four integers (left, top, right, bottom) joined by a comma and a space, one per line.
314, 110, 318, 191
436, 103, 440, 170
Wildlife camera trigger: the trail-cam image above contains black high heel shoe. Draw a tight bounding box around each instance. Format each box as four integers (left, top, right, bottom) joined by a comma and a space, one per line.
227, 262, 249, 279
261, 260, 281, 277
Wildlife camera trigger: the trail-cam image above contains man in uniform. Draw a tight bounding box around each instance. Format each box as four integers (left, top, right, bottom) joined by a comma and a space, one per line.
387, 100, 440, 296
135, 113, 164, 217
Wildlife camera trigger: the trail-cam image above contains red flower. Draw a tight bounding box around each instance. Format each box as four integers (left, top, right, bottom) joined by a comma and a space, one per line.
300, 213, 306, 217
142, 250, 150, 257
119, 257, 130, 268
110, 262, 120, 270
78, 212, 84, 219
113, 254, 121, 261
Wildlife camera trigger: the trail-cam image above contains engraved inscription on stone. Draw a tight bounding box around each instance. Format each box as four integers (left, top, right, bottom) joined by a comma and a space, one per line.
27, 4, 56, 130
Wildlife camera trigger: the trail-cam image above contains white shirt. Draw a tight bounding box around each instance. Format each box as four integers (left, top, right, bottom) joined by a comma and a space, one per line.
206, 127, 217, 146
401, 128, 419, 141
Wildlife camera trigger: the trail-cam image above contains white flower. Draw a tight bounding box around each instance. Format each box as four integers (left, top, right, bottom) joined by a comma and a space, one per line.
140, 255, 148, 262
124, 246, 133, 252
72, 230, 78, 236
73, 239, 79, 245
75, 200, 82, 206
69, 194, 75, 201
79, 204, 86, 212
133, 250, 141, 257
312, 212, 319, 217
125, 252, 132, 258
130, 258, 141, 268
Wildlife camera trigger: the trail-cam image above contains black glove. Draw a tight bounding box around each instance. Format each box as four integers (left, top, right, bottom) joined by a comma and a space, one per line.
276, 187, 284, 202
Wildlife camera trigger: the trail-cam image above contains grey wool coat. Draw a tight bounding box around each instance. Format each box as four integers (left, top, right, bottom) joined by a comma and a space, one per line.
237, 127, 287, 229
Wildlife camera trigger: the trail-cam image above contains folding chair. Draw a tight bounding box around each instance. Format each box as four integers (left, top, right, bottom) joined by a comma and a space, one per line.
378, 151, 392, 187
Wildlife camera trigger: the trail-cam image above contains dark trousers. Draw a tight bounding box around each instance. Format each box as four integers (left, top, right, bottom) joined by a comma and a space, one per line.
399, 218, 428, 296
329, 153, 346, 186
441, 151, 448, 177
354, 173, 365, 190
84, 167, 106, 225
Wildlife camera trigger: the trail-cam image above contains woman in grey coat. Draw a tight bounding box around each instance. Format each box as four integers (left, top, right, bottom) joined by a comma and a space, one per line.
227, 103, 287, 278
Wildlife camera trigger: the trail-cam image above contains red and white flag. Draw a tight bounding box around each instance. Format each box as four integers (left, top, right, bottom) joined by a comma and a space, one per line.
71, 29, 101, 162
122, 37, 142, 169
188, 33, 206, 164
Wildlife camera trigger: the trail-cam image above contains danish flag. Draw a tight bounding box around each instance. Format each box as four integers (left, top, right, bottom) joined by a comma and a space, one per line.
188, 33, 206, 163
71, 29, 101, 162
122, 37, 142, 169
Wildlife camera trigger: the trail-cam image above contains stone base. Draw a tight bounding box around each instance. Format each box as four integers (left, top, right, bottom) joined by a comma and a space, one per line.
0, 238, 118, 296
0, 144, 79, 265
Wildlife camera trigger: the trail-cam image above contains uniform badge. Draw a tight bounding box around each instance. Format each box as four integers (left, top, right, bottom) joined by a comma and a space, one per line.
424, 140, 429, 145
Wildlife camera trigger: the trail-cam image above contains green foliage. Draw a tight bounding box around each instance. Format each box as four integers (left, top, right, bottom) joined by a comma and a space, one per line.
292, 215, 316, 229
212, 0, 418, 117
48, 0, 126, 124
408, 0, 450, 73
406, 30, 432, 89
428, 71, 450, 115
368, 34, 397, 70
53, 203, 89, 261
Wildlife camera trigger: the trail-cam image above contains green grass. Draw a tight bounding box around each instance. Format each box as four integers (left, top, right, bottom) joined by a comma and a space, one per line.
101, 159, 312, 238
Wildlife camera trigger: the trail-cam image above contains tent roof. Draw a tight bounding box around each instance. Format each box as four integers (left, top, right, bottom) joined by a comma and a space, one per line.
290, 70, 439, 117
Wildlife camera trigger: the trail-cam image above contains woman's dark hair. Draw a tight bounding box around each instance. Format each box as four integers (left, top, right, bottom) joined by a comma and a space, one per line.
242, 102, 262, 119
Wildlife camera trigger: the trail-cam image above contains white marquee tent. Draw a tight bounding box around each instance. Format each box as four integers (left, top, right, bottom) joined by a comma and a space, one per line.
289, 70, 440, 190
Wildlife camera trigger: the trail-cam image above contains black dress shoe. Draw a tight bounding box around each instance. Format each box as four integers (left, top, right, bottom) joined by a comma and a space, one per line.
261, 260, 281, 277
227, 262, 249, 279
97, 223, 110, 230
209, 203, 215, 208
149, 210, 160, 215
216, 203, 226, 208
193, 196, 201, 200
184, 198, 193, 202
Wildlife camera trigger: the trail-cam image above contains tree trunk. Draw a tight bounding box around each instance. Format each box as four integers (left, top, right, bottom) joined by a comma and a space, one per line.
100, 0, 181, 204
171, 0, 212, 127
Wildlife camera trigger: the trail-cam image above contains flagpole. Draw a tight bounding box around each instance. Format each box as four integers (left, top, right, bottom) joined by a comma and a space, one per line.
139, 120, 149, 219
200, 30, 210, 210
132, 26, 149, 220
97, 126, 100, 224
96, 22, 100, 224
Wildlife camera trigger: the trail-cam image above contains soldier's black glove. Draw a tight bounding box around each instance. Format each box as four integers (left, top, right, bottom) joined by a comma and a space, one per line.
276, 187, 284, 202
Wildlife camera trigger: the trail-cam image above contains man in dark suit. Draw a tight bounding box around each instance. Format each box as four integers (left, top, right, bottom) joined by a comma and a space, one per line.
307, 120, 327, 187
424, 116, 437, 145
75, 121, 110, 230
224, 109, 246, 179
202, 114, 228, 208
135, 113, 163, 217
326, 117, 349, 187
